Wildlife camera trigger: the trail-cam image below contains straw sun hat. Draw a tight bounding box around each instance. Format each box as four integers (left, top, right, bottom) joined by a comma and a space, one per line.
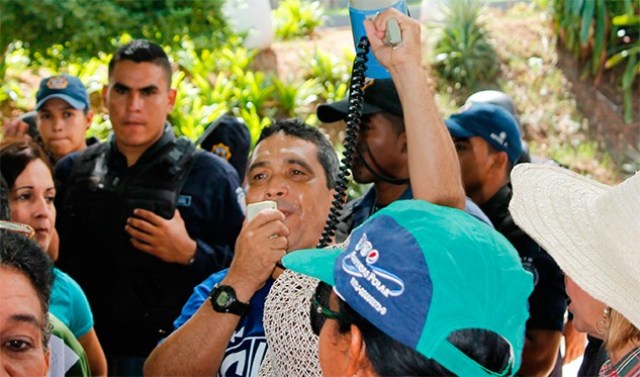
509, 163, 640, 330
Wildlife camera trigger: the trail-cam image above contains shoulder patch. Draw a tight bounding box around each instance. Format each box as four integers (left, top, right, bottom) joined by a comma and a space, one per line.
211, 143, 232, 161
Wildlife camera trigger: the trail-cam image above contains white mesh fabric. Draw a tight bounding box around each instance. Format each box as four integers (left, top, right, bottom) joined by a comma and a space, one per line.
259, 269, 321, 376
259, 242, 346, 376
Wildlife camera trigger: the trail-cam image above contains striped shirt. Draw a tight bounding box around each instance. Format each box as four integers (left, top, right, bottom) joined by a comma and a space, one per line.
599, 347, 640, 377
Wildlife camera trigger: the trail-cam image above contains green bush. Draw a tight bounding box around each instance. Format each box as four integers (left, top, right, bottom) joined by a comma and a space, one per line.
272, 0, 327, 40
431, 0, 499, 100
552, 0, 639, 123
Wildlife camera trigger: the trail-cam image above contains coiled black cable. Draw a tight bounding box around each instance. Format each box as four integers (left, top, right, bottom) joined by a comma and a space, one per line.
316, 36, 370, 248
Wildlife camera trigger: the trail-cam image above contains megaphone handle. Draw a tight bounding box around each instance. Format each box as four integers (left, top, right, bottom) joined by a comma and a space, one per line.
384, 17, 402, 46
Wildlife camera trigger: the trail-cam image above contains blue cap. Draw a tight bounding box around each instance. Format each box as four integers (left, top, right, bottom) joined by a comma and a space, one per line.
446, 102, 523, 163
284, 200, 533, 376
35, 75, 89, 111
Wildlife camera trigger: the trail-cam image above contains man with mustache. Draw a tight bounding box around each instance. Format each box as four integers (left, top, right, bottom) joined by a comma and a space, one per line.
144, 118, 341, 376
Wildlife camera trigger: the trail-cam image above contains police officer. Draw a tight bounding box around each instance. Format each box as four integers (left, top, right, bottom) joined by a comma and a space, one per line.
54, 40, 245, 375
445, 103, 567, 376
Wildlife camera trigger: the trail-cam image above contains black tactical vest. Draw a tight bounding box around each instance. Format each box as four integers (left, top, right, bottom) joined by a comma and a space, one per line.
56, 133, 201, 357
62, 136, 196, 220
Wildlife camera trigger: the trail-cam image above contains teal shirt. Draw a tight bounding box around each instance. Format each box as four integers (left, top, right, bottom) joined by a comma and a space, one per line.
50, 267, 94, 338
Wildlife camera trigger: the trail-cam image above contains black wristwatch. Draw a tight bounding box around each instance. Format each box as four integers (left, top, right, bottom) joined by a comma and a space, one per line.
209, 284, 250, 316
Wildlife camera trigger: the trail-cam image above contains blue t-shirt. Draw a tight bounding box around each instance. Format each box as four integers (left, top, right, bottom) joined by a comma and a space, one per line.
50, 267, 93, 338
173, 269, 274, 377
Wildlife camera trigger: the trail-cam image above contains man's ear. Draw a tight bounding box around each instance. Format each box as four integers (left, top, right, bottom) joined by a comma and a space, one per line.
85, 110, 95, 131
346, 324, 373, 376
489, 150, 510, 180
44, 349, 51, 375
399, 131, 408, 155
493, 151, 509, 170
167, 88, 177, 112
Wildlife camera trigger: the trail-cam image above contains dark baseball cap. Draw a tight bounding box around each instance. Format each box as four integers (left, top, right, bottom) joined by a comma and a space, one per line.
316, 79, 403, 122
200, 114, 251, 180
35, 74, 89, 111
445, 102, 523, 164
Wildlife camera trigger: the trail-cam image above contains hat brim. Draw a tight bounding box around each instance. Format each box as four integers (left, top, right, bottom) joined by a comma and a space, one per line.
282, 247, 342, 286
509, 163, 640, 329
36, 94, 87, 111
317, 100, 384, 123
444, 118, 474, 139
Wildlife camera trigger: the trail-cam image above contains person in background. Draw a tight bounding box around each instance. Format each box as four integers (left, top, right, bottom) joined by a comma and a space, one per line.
466, 88, 585, 374
0, 139, 108, 376
282, 199, 533, 376
317, 79, 491, 243
464, 89, 531, 164
199, 113, 252, 183
2, 74, 97, 264
2, 74, 97, 164
445, 103, 567, 376
54, 39, 245, 375
510, 163, 640, 377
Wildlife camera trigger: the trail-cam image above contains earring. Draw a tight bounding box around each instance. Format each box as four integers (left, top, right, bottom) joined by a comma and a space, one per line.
595, 307, 611, 335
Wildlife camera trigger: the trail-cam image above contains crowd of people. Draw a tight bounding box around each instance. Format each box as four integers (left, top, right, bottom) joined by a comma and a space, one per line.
1, 7, 638, 377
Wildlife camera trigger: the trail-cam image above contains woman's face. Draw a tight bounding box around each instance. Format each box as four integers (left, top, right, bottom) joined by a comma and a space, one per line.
317, 290, 353, 377
9, 159, 56, 253
565, 276, 608, 338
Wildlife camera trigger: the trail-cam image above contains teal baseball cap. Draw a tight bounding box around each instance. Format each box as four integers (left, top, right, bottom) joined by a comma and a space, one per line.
283, 200, 533, 376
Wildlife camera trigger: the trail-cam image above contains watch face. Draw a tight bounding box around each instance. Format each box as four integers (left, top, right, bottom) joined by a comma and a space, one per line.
216, 290, 233, 307
210, 285, 249, 315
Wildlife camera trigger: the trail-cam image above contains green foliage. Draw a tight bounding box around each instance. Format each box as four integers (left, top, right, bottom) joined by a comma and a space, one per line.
431, 0, 499, 101
272, 77, 324, 119
1, 26, 357, 151
272, 0, 327, 40
1, 0, 232, 64
552, 0, 639, 123
238, 105, 272, 147
304, 48, 351, 85
301, 48, 351, 105
606, 13, 640, 124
